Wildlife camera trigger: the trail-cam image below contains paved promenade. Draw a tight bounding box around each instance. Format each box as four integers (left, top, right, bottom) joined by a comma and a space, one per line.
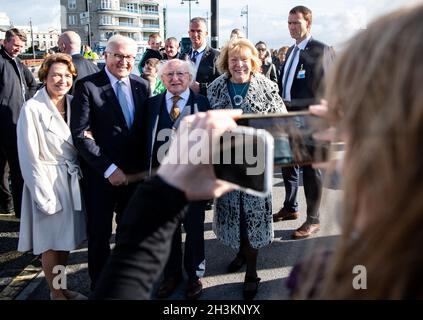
1, 171, 342, 300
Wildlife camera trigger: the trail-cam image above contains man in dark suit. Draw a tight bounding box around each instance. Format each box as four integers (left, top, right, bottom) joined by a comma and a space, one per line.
181, 17, 219, 97
0, 28, 37, 218
70, 35, 149, 290
274, 6, 330, 239
91, 110, 240, 300
145, 59, 209, 300
58, 31, 99, 93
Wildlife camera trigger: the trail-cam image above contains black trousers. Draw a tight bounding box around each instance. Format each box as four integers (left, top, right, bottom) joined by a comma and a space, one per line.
163, 201, 206, 281
0, 148, 13, 213
0, 141, 23, 218
81, 171, 136, 291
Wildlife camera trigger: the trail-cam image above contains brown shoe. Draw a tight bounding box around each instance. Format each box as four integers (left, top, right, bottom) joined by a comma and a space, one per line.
273, 208, 299, 222
186, 279, 203, 300
292, 222, 320, 239
156, 274, 182, 299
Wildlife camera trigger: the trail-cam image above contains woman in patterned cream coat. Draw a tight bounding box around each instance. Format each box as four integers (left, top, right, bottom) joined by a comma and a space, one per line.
207, 38, 287, 300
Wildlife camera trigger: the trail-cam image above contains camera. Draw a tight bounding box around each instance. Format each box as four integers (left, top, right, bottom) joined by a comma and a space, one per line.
213, 112, 331, 196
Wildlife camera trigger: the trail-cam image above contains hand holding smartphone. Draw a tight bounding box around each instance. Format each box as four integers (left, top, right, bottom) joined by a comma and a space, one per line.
212, 126, 274, 197
236, 111, 331, 167
212, 112, 333, 197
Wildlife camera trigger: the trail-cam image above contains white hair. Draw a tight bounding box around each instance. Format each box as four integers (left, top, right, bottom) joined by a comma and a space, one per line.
105, 35, 138, 55
158, 59, 197, 85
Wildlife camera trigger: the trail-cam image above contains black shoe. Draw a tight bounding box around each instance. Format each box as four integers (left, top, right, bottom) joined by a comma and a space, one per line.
186, 279, 203, 300
227, 254, 246, 273
156, 274, 182, 299
243, 275, 261, 300
0, 205, 14, 215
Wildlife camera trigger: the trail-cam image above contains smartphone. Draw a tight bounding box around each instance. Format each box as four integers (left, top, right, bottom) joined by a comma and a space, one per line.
212, 126, 274, 197
236, 111, 330, 167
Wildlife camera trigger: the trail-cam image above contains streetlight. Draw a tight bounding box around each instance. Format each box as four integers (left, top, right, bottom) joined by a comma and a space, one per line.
180, 0, 199, 23
240, 5, 248, 39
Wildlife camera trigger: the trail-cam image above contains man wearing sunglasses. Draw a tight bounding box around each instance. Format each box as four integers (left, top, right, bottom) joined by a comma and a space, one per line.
71, 35, 149, 291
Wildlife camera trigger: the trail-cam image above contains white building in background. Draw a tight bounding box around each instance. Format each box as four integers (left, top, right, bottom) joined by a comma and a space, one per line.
60, 0, 164, 53
13, 26, 60, 52
0, 12, 12, 40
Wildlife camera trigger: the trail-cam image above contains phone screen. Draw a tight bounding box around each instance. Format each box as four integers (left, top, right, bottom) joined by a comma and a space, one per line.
236, 112, 330, 167
212, 128, 273, 196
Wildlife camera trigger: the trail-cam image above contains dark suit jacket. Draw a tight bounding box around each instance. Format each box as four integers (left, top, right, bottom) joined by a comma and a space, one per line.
91, 175, 188, 299
0, 47, 37, 143
145, 89, 210, 171
182, 45, 220, 96
70, 69, 149, 176
278, 38, 328, 110
71, 53, 99, 93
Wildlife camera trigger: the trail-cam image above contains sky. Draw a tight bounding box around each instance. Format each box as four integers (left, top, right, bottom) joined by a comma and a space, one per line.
0, 0, 421, 49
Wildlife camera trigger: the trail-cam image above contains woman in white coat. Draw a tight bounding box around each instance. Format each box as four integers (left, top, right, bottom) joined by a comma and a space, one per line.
17, 53, 87, 300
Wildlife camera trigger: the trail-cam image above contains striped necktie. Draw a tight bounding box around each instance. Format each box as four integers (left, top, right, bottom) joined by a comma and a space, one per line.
191, 50, 199, 64
282, 46, 299, 100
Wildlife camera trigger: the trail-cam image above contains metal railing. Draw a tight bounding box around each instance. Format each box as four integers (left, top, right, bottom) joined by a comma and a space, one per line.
98, 6, 159, 16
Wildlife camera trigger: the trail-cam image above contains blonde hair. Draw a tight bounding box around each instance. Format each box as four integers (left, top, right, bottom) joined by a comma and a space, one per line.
317, 4, 423, 299
216, 38, 261, 75
38, 53, 77, 83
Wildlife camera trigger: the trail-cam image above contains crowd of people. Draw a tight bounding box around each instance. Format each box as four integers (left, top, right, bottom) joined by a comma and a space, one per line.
1, 2, 422, 300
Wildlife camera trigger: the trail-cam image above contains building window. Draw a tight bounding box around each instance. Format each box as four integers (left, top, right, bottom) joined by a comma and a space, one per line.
101, 0, 111, 9
68, 0, 76, 10
126, 3, 137, 13
100, 15, 113, 25
144, 5, 158, 13
68, 15, 77, 25
101, 0, 119, 10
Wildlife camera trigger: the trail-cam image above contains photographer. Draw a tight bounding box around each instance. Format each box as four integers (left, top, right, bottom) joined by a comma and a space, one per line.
291, 3, 423, 299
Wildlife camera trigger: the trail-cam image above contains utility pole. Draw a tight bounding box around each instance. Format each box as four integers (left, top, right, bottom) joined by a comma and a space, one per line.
86, 0, 91, 47
241, 5, 248, 39
210, 0, 218, 49
29, 17, 35, 59
181, 0, 199, 24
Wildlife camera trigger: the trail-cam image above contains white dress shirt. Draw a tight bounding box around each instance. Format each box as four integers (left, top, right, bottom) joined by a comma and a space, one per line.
190, 43, 207, 71
282, 34, 312, 102
165, 88, 190, 115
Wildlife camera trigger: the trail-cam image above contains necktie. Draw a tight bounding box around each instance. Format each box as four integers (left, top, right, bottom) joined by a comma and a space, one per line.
170, 95, 181, 121
191, 50, 199, 64
282, 46, 299, 100
116, 80, 133, 128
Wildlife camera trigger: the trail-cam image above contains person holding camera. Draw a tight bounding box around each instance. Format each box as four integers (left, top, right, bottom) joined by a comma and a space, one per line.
207, 38, 286, 300
291, 3, 423, 299
91, 110, 241, 299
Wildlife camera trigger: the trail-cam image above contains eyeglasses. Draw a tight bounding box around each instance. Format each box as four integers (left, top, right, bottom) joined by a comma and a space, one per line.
164, 71, 189, 78
256, 48, 267, 52
107, 52, 135, 62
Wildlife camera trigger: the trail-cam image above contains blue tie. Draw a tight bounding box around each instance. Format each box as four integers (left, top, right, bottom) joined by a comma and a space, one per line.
282, 46, 299, 100
191, 50, 199, 64
116, 80, 133, 128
